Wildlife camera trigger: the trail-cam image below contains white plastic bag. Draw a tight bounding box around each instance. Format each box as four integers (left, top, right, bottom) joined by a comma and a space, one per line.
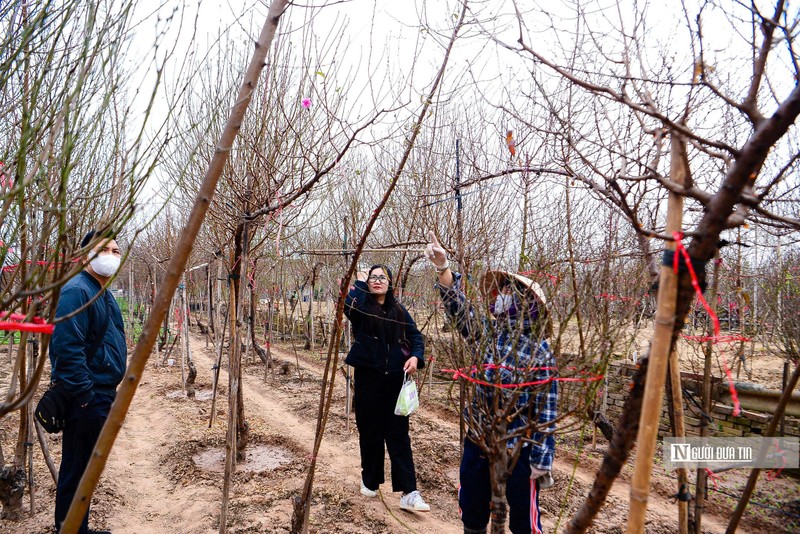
394, 373, 419, 416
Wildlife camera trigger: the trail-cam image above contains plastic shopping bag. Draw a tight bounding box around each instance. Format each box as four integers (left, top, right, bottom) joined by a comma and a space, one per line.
394, 373, 419, 416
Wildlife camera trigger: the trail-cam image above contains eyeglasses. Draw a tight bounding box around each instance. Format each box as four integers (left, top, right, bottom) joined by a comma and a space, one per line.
368, 275, 389, 283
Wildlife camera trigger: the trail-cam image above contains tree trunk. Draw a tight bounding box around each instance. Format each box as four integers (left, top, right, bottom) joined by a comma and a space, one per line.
0, 465, 25, 520
2, 335, 30, 520
488, 451, 509, 534
565, 357, 648, 534
249, 275, 269, 367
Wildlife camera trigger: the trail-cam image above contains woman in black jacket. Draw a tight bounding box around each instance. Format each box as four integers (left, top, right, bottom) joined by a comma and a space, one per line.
344, 264, 430, 512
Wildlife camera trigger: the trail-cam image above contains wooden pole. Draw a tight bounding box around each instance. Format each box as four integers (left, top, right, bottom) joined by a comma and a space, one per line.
26, 338, 35, 513
626, 133, 688, 534
220, 174, 253, 531
34, 419, 58, 483
128, 263, 135, 344
179, 277, 187, 388
60, 3, 290, 531
182, 275, 192, 393
667, 350, 689, 533
208, 306, 228, 429
219, 255, 240, 533
206, 264, 212, 349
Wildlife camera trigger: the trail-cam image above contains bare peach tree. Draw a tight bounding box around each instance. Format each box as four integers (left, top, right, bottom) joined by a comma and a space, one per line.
470, 1, 800, 532
0, 0, 178, 519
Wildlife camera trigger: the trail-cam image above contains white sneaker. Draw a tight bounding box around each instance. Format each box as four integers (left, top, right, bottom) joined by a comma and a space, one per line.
399, 490, 430, 512
360, 481, 377, 498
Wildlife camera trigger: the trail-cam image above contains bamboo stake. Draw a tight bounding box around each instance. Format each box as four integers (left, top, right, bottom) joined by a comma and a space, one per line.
667, 350, 689, 533
216, 258, 223, 347
34, 419, 57, 483
219, 253, 240, 533
26, 339, 35, 514
179, 278, 187, 388
220, 171, 254, 533
59, 3, 290, 531
208, 307, 229, 428
206, 264, 212, 349
182, 276, 193, 395
626, 133, 688, 534
128, 263, 134, 344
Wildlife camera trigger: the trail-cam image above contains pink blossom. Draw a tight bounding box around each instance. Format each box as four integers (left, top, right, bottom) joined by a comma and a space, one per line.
0, 161, 7, 187
301, 98, 312, 109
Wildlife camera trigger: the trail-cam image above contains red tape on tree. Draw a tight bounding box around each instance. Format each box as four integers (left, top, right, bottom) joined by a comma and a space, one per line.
0, 312, 54, 334
672, 232, 741, 416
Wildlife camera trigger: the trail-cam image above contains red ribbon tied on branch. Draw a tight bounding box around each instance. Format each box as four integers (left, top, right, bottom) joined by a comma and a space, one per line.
672, 232, 740, 416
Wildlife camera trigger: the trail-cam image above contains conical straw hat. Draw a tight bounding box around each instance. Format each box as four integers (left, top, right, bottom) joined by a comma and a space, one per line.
481, 270, 546, 306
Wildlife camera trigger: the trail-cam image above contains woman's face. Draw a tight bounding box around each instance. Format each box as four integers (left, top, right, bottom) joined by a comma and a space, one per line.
367, 267, 390, 296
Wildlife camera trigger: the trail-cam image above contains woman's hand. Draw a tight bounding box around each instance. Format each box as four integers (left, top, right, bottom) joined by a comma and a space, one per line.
356, 270, 368, 282
403, 356, 419, 375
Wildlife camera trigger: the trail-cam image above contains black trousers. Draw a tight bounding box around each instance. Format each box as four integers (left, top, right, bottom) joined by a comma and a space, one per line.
353, 367, 417, 493
55, 393, 113, 534
458, 439, 542, 534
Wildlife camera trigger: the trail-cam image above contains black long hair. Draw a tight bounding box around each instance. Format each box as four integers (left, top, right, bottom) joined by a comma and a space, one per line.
360, 264, 407, 343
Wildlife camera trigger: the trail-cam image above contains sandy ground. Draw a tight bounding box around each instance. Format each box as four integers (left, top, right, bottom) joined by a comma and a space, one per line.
1, 327, 798, 533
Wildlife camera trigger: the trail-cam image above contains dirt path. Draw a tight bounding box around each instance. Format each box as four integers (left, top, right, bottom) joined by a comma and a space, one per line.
104, 370, 222, 533
2, 327, 796, 533
103, 332, 464, 534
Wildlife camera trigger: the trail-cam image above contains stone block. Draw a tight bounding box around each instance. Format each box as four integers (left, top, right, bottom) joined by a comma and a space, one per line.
740, 410, 769, 424
713, 405, 734, 416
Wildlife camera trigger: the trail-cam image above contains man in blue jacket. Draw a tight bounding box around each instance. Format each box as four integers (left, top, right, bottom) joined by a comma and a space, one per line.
50, 230, 127, 534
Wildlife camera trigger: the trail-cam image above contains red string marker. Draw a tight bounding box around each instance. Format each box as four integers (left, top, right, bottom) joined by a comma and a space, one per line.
0, 311, 54, 334
673, 232, 740, 416
705, 468, 720, 491
441, 364, 603, 389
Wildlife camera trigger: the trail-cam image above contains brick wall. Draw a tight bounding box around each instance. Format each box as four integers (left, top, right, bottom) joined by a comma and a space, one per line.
569, 361, 800, 439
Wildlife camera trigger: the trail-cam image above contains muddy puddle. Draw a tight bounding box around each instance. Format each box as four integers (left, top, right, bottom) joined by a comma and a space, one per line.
192, 444, 293, 473
166, 389, 214, 400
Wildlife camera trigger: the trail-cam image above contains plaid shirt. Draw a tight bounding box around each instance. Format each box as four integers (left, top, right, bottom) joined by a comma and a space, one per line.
437, 273, 557, 471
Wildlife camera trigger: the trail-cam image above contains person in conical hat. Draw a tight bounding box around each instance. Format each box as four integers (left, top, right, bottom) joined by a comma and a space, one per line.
425, 232, 557, 534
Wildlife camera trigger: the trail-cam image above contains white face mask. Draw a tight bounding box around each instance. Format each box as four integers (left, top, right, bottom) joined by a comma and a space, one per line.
494, 294, 513, 315
89, 252, 121, 278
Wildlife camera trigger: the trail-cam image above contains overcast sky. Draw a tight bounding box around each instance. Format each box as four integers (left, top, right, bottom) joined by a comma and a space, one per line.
121, 0, 796, 258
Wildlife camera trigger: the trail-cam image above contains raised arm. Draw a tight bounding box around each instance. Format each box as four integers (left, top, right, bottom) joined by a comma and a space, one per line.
425, 231, 484, 341
343, 271, 369, 322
